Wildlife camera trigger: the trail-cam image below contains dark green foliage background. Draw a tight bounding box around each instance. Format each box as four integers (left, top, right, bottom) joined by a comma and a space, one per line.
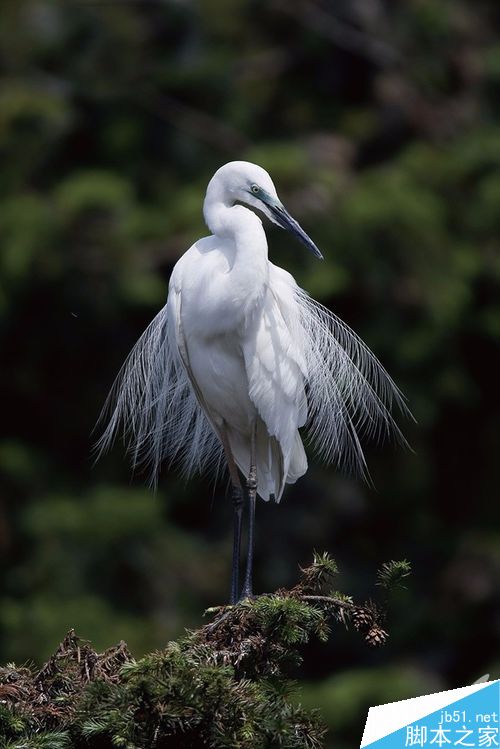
1, 1, 499, 746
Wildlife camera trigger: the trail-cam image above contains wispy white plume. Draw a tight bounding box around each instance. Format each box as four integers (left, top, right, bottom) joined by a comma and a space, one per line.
95, 303, 223, 487
96, 289, 410, 486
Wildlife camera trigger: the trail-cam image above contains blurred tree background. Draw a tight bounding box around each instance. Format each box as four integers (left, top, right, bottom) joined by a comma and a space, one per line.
1, 0, 499, 746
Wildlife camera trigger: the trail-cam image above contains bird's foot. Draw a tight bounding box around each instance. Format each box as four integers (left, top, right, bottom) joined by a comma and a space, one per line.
238, 585, 255, 602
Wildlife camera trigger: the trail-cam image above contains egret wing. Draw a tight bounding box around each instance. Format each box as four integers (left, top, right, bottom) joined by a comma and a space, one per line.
241, 265, 309, 497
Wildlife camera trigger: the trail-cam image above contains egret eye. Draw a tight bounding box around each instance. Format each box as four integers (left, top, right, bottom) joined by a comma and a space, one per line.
251, 184, 260, 194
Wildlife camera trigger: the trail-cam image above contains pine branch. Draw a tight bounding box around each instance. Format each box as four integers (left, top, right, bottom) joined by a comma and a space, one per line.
0, 553, 409, 749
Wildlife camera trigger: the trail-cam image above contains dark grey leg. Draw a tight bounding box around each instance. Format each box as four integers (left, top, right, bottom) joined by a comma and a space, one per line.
219, 423, 244, 605
241, 422, 257, 599
230, 484, 244, 605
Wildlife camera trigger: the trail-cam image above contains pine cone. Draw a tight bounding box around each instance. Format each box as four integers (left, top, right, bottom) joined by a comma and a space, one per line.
351, 607, 374, 631
365, 626, 388, 647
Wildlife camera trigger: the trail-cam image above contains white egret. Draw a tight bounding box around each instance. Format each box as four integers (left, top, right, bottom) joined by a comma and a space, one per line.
97, 161, 408, 603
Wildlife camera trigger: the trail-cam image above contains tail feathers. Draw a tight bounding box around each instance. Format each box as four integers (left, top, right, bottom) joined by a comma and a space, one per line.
285, 432, 308, 486
226, 420, 307, 502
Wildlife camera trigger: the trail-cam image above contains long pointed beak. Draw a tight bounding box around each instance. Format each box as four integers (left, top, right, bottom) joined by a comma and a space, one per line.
268, 201, 323, 260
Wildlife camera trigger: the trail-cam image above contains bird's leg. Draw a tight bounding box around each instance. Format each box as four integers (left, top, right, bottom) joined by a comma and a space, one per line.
219, 424, 244, 605
230, 482, 244, 605
241, 421, 258, 600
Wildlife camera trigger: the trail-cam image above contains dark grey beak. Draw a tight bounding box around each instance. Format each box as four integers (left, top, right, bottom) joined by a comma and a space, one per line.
269, 203, 324, 260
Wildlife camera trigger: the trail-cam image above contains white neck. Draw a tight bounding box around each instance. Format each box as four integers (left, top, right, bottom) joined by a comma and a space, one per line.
202, 194, 269, 318
204, 193, 268, 259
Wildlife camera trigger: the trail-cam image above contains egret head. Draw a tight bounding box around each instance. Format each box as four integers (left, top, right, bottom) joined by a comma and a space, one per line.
205, 161, 323, 259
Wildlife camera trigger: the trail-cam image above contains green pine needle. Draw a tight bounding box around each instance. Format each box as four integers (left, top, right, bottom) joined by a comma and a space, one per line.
376, 559, 412, 590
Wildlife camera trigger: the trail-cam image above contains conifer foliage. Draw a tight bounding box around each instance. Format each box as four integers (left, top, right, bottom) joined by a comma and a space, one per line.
0, 554, 409, 749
